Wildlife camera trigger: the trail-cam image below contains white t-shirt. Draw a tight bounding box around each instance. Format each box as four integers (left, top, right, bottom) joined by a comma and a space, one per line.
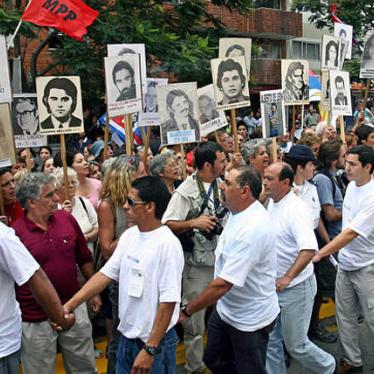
339, 179, 374, 271
293, 181, 321, 229
268, 191, 318, 287
0, 223, 39, 358
101, 225, 184, 342
215, 201, 279, 331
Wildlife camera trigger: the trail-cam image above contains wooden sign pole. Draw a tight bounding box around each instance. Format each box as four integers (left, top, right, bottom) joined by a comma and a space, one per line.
124, 114, 133, 156
290, 106, 296, 140
231, 109, 239, 153
103, 115, 110, 161
25, 148, 32, 172
179, 144, 187, 180
271, 137, 278, 163
339, 116, 346, 144
60, 134, 70, 201
140, 127, 151, 174
364, 79, 371, 106
301, 104, 305, 130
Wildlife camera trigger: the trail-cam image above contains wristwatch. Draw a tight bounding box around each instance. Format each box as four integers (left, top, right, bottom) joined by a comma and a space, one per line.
143, 344, 162, 356
181, 303, 192, 318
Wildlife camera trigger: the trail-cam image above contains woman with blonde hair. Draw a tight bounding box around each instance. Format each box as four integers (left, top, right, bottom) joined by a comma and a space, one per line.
98, 154, 146, 374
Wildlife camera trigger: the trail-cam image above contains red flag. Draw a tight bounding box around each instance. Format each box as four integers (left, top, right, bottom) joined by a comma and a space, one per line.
21, 0, 98, 41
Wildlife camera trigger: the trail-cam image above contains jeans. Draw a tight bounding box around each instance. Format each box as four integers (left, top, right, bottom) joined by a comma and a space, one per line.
116, 328, 178, 374
204, 310, 275, 374
266, 275, 335, 374
0, 350, 20, 374
108, 281, 120, 374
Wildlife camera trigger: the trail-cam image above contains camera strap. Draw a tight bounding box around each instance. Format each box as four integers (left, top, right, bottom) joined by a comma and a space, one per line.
195, 174, 220, 214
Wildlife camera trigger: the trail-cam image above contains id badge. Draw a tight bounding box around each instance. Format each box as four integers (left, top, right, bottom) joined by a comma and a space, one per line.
128, 268, 144, 298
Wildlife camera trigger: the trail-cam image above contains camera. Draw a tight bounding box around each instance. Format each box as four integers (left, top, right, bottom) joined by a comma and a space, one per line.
201, 206, 228, 240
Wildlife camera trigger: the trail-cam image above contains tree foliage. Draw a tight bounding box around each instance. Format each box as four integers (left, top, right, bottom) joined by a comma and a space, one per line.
292, 0, 374, 39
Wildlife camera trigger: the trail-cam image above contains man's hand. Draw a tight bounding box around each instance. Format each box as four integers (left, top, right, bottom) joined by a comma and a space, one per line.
178, 311, 188, 324
131, 349, 154, 374
48, 310, 76, 332
192, 216, 217, 233
230, 152, 244, 168
276, 275, 291, 292
89, 294, 102, 315
312, 252, 323, 263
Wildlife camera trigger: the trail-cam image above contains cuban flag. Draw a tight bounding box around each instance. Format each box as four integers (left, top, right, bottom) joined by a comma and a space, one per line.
309, 70, 321, 102
99, 113, 144, 146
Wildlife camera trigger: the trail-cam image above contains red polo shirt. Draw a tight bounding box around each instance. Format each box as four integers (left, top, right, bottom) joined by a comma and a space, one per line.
4, 200, 24, 225
12, 210, 93, 322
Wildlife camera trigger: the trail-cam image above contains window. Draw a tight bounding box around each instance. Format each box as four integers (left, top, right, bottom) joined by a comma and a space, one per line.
254, 41, 281, 59
292, 40, 320, 61
254, 0, 281, 9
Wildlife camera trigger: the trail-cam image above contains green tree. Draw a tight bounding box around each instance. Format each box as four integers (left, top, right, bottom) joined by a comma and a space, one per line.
292, 0, 374, 78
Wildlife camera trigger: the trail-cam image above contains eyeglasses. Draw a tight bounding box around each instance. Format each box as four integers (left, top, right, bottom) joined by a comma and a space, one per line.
127, 197, 148, 206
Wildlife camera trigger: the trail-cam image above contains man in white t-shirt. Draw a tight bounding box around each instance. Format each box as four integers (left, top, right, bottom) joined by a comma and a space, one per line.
314, 145, 374, 373
263, 162, 336, 374
179, 166, 279, 373
63, 176, 184, 373
0, 222, 75, 374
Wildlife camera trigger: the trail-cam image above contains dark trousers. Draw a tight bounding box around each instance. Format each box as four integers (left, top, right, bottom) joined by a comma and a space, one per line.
204, 310, 275, 374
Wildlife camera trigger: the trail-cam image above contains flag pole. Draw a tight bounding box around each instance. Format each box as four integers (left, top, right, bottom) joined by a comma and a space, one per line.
7, 20, 23, 51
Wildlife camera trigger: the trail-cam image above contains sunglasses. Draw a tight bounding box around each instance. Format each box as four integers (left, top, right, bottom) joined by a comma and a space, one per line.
127, 197, 148, 206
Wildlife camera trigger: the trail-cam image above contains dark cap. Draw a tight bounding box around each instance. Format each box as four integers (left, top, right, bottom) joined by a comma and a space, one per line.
286, 144, 316, 162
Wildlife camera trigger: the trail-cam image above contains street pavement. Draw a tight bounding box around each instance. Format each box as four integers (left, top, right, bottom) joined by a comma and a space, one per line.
176, 317, 374, 373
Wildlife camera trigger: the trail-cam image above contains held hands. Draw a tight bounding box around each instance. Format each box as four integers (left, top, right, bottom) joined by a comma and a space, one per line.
192, 216, 217, 233
0, 216, 9, 225
48, 308, 76, 332
131, 349, 154, 374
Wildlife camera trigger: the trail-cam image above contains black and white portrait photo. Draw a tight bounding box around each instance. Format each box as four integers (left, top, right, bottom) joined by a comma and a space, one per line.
105, 55, 142, 118
0, 35, 12, 104
197, 84, 227, 136
138, 78, 168, 127
107, 43, 147, 95
0, 103, 16, 164
360, 33, 374, 79
219, 37, 252, 78
321, 35, 342, 71
12, 94, 47, 148
330, 70, 352, 116
260, 90, 286, 138
334, 23, 352, 59
211, 56, 251, 111
36, 76, 84, 136
320, 70, 331, 111
281, 59, 309, 105
157, 82, 200, 145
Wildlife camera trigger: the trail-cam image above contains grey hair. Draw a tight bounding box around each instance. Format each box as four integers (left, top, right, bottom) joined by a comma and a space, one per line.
16, 172, 56, 209
53, 167, 78, 188
150, 154, 174, 177
241, 139, 266, 164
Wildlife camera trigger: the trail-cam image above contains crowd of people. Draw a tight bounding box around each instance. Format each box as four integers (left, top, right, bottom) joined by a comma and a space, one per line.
1, 98, 374, 374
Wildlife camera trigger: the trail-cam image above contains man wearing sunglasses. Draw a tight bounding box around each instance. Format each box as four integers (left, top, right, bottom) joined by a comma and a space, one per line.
63, 176, 184, 374
162, 141, 227, 373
